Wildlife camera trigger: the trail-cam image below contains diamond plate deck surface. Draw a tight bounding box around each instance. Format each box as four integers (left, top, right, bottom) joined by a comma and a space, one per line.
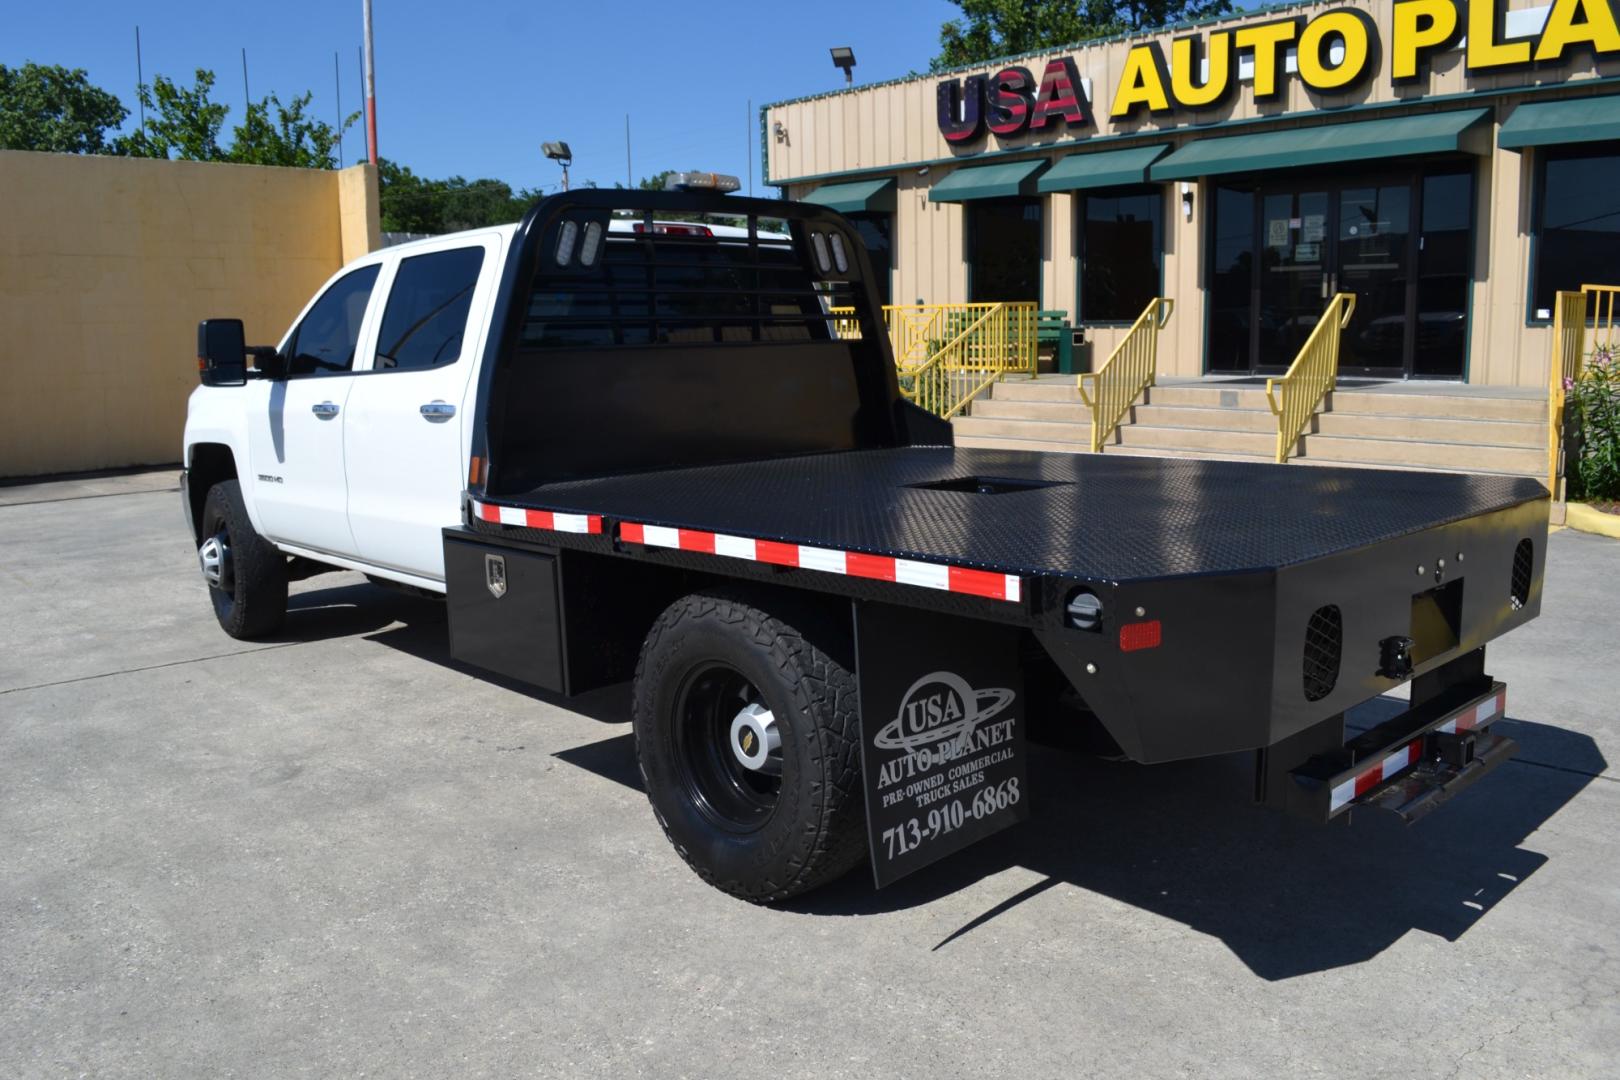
504, 448, 1545, 581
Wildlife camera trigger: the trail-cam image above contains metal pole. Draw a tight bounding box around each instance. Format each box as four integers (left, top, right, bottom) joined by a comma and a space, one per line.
746, 99, 752, 196
362, 0, 378, 164
562, 164, 569, 193
134, 26, 145, 133
625, 114, 632, 190
241, 47, 250, 113
334, 52, 343, 168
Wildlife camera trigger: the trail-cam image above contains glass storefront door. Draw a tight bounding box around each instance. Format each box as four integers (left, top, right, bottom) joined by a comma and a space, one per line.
1210, 166, 1471, 379
1257, 189, 1331, 371
1336, 183, 1413, 373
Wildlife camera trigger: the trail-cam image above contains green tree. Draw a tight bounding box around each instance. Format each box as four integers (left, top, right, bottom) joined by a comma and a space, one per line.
0, 62, 128, 153
378, 158, 542, 233
932, 0, 1233, 70
117, 69, 229, 160
228, 91, 356, 169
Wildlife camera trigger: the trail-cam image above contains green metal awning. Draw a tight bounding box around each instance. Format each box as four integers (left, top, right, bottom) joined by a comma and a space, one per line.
801, 177, 897, 213
1037, 144, 1171, 192
1150, 109, 1493, 181
1500, 94, 1620, 150
928, 158, 1048, 202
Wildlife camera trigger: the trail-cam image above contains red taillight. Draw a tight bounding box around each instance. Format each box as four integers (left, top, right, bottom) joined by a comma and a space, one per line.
1119, 620, 1162, 652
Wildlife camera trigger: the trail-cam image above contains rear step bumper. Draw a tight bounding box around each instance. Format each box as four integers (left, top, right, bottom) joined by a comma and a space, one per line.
1288, 683, 1514, 823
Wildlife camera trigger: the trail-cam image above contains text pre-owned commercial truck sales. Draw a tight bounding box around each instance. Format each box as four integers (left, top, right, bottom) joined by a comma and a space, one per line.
180, 188, 1547, 901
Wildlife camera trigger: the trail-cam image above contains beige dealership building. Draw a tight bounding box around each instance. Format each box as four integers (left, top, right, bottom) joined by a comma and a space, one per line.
763, 0, 1620, 387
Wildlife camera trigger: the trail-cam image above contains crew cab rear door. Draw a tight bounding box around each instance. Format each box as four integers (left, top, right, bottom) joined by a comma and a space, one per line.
342, 233, 502, 581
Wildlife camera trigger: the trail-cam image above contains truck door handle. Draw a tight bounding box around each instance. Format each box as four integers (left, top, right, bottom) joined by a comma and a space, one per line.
311, 401, 340, 419
420, 401, 456, 422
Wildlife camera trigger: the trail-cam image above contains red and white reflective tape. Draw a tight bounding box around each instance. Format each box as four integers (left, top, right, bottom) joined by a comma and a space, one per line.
1328, 689, 1506, 813
618, 521, 1023, 603
470, 499, 602, 535
1436, 688, 1505, 736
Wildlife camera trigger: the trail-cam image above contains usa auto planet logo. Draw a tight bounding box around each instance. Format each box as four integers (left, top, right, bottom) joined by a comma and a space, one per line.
873, 671, 1015, 757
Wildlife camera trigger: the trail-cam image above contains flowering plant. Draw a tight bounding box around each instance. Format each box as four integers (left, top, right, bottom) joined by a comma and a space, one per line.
1567, 342, 1620, 500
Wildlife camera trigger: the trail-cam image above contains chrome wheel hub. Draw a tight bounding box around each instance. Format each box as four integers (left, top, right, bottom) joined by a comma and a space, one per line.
729, 702, 782, 774
198, 530, 231, 591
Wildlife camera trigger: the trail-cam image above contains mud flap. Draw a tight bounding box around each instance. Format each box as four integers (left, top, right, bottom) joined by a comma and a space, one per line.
854, 602, 1028, 888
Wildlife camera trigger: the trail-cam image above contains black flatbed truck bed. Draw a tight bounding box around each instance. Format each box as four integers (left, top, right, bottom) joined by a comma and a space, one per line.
439, 189, 1549, 901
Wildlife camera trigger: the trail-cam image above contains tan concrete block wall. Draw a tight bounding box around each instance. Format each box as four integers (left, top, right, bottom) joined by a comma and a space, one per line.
0, 153, 379, 477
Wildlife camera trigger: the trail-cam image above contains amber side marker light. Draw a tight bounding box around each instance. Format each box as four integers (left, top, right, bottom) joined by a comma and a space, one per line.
468, 455, 483, 485
1119, 620, 1162, 652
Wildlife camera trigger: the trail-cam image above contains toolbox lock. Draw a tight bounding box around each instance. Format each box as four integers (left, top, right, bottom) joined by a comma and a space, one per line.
1427, 730, 1477, 769
1377, 635, 1415, 680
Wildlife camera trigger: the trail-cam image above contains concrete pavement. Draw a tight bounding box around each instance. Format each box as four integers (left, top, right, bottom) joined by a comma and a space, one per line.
2, 471, 1616, 1078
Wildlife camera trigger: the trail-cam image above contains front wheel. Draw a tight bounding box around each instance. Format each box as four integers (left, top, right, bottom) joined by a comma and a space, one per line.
633, 593, 867, 903
198, 480, 288, 639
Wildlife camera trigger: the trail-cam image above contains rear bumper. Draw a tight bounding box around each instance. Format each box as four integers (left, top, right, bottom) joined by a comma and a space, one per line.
1285, 682, 1514, 823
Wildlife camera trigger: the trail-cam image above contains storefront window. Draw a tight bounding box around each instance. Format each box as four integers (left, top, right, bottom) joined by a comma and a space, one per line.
1078, 187, 1163, 323
968, 198, 1042, 303
1414, 170, 1472, 377
1208, 186, 1255, 372
1532, 145, 1620, 319
847, 212, 893, 306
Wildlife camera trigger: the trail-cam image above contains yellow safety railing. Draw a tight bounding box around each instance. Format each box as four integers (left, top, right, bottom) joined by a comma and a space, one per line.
1548, 290, 1591, 498
1583, 283, 1620, 353
899, 303, 1039, 418
1265, 293, 1356, 464
1075, 297, 1173, 453
832, 302, 1039, 417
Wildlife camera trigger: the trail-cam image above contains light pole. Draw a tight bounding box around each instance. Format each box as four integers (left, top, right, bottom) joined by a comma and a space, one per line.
362, 0, 378, 163
543, 141, 573, 192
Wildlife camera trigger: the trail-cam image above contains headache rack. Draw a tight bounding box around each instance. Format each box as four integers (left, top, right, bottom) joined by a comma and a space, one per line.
520, 220, 857, 349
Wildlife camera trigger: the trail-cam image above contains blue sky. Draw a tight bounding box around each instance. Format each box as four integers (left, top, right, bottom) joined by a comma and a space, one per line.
4, 0, 974, 192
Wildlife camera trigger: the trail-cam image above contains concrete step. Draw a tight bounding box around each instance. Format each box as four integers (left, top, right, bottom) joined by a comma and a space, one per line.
1295, 434, 1545, 475
1103, 444, 1278, 465
1113, 423, 1276, 456
1309, 411, 1546, 447
986, 379, 1087, 404
1144, 383, 1546, 422
1322, 390, 1546, 423
1131, 403, 1276, 432
952, 416, 1091, 445
1143, 384, 1272, 411
954, 434, 1094, 455
970, 398, 1093, 423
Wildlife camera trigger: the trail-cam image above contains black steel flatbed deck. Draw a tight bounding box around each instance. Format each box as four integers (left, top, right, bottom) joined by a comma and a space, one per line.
483, 447, 1545, 582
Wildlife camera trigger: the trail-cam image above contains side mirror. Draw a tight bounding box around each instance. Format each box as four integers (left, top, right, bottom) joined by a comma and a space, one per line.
197, 319, 248, 387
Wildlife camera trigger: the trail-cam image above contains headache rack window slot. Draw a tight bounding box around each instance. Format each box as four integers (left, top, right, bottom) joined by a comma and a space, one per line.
1410, 578, 1463, 666
522, 228, 855, 349
907, 476, 1071, 495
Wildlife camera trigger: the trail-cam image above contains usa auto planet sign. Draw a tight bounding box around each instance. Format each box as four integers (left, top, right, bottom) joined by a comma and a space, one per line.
937, 0, 1620, 145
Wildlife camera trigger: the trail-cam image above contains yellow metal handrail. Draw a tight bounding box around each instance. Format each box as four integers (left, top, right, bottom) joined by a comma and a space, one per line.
899, 302, 1039, 418
832, 302, 1039, 417
1075, 297, 1173, 453
1265, 293, 1356, 464
1548, 290, 1591, 498
1583, 283, 1619, 353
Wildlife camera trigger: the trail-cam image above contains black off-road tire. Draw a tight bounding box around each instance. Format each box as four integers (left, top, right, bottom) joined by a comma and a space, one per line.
633, 593, 867, 903
199, 480, 288, 639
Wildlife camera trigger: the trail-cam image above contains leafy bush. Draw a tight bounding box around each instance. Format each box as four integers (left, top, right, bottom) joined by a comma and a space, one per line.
1567, 343, 1620, 500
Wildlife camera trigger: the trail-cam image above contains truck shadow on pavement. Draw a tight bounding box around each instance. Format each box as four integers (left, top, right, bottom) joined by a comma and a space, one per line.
558, 712, 1605, 981
339, 582, 1607, 981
